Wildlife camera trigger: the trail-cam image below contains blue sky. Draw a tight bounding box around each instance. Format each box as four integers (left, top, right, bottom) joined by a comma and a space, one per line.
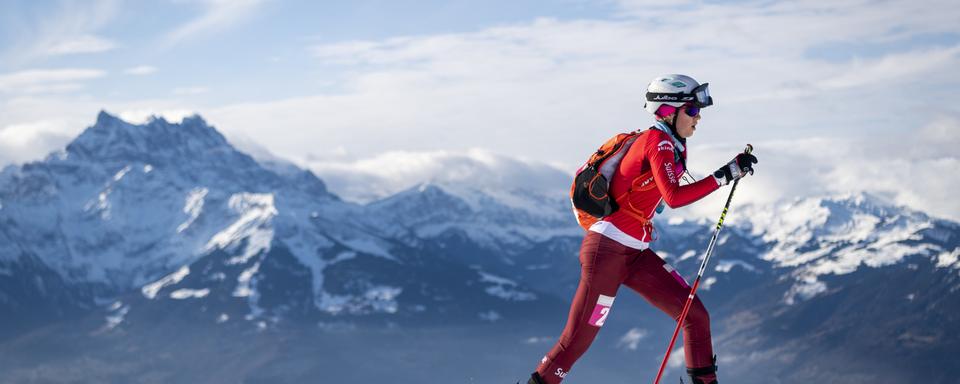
0, 1, 613, 103
1, 0, 959, 219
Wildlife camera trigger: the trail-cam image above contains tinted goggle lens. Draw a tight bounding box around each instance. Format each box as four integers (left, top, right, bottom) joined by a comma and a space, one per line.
684, 105, 700, 117
692, 83, 713, 107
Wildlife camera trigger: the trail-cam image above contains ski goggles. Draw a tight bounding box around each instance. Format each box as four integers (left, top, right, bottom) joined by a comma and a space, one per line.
645, 83, 714, 108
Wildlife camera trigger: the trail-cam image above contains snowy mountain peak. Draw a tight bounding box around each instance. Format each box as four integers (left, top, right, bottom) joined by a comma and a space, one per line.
730, 192, 956, 304
741, 192, 928, 241
819, 191, 911, 218
65, 110, 232, 165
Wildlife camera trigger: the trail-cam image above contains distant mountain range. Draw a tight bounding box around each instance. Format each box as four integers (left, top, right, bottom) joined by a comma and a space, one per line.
0, 111, 956, 383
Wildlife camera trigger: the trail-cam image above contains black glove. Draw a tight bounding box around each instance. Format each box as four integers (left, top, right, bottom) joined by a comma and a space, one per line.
713, 153, 757, 186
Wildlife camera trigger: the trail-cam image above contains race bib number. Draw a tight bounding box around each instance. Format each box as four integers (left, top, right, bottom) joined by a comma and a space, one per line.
588, 294, 616, 327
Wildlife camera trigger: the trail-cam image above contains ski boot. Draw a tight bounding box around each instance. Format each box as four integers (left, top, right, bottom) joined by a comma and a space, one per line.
517, 372, 547, 384
686, 355, 718, 384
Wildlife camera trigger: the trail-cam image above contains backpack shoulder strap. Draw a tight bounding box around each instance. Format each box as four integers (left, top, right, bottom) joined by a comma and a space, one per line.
588, 130, 644, 167
593, 130, 646, 180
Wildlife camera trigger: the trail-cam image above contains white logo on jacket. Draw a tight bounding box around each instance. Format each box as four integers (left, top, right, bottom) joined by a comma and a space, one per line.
657, 140, 674, 152
664, 162, 677, 184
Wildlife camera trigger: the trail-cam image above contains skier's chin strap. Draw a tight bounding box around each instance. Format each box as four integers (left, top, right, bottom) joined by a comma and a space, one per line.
662, 114, 677, 131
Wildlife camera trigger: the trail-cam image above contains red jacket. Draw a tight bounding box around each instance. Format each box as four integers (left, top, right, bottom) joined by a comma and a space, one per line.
601, 128, 719, 243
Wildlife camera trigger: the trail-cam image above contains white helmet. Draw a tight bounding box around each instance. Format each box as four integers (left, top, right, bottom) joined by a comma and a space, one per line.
643, 74, 713, 115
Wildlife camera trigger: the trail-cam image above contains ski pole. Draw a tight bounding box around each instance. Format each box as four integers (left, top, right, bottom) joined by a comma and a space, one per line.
652, 144, 753, 384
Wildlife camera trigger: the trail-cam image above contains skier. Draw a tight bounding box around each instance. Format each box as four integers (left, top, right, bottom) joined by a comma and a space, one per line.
521, 74, 757, 384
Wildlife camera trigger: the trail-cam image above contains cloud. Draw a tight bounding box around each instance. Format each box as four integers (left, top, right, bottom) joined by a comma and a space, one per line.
42, 34, 116, 55
615, 0, 959, 50
0, 69, 106, 94
0, 99, 200, 167
291, 112, 959, 221
815, 45, 960, 90
200, 2, 959, 221
2, 0, 121, 64
616, 327, 648, 351
205, 4, 958, 176
124, 65, 158, 76
672, 115, 960, 222
301, 148, 571, 203
0, 119, 78, 165
162, 0, 265, 47
117, 109, 198, 124
172, 86, 209, 95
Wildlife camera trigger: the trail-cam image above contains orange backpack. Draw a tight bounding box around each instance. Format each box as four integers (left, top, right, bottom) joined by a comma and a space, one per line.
570, 130, 646, 230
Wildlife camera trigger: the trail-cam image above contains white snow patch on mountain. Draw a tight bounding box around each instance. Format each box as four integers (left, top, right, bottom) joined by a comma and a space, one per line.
479, 310, 502, 322
278, 228, 336, 311
479, 271, 537, 301
701, 276, 718, 290
85, 165, 139, 221
103, 304, 130, 330
718, 233, 730, 245
750, 198, 831, 266
238, 263, 265, 320
233, 261, 260, 298
806, 221, 934, 276
365, 286, 402, 314
823, 213, 881, 244
112, 165, 132, 181
329, 251, 357, 264
141, 265, 190, 299
414, 221, 579, 251
170, 288, 210, 299
332, 235, 395, 261
317, 293, 350, 315
936, 248, 960, 269
716, 260, 757, 273
784, 275, 828, 305
443, 183, 568, 223
177, 187, 208, 233
84, 186, 115, 220
738, 195, 942, 303
478, 271, 517, 286
363, 180, 581, 252
206, 193, 277, 265
317, 285, 403, 315
487, 223, 583, 244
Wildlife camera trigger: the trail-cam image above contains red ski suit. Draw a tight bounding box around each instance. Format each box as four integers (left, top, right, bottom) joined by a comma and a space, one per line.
537, 128, 720, 384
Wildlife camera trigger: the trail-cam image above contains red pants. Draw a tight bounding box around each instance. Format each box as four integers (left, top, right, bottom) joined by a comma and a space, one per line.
536, 231, 715, 383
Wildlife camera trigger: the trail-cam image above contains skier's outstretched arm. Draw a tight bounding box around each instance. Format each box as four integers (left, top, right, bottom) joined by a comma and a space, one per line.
646, 131, 718, 208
